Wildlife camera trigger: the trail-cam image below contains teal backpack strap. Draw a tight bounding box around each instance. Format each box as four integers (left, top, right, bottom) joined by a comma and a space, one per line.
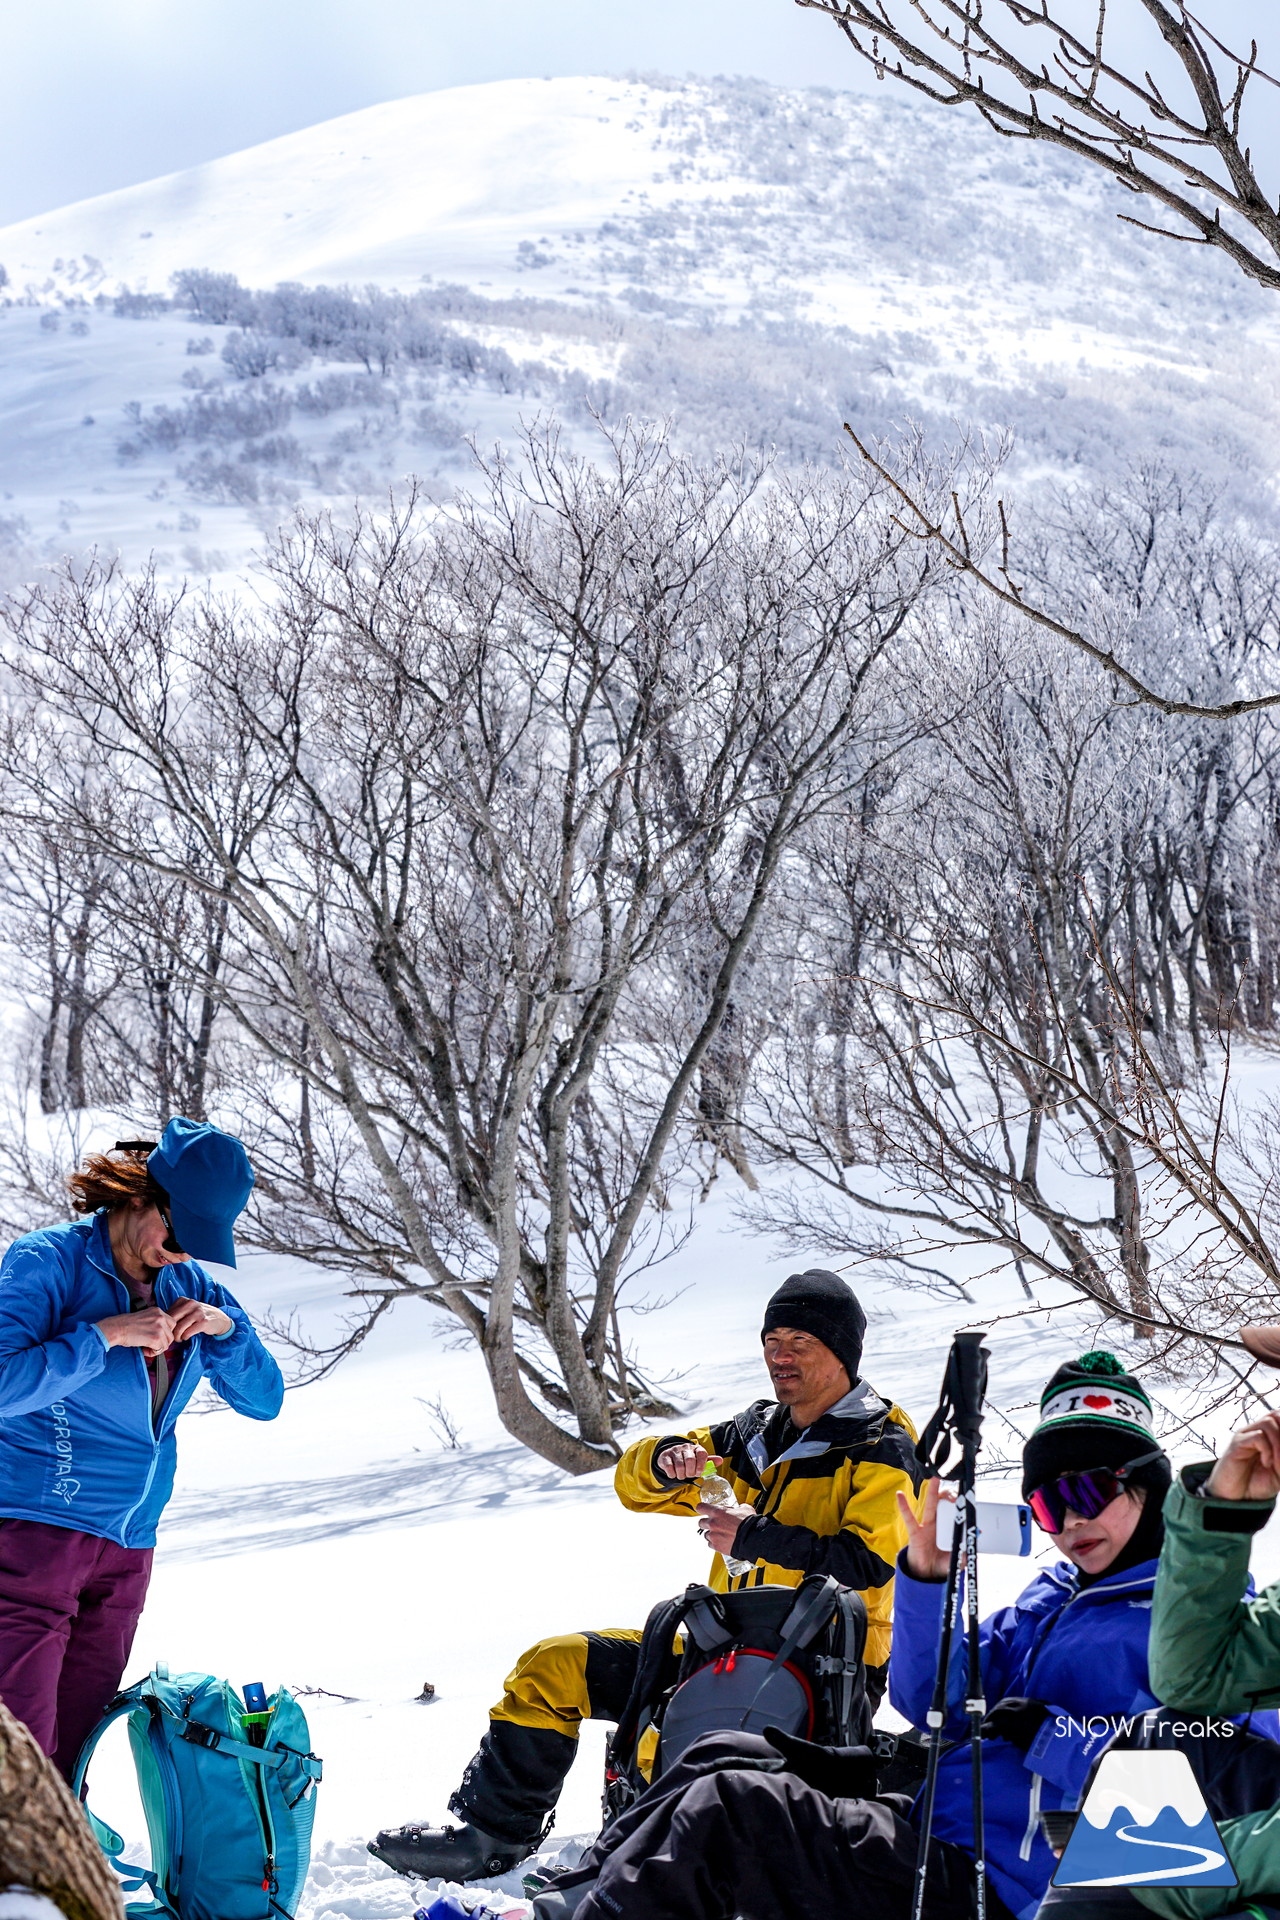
72, 1693, 143, 1855
71, 1694, 180, 1919
114, 1862, 175, 1916
71, 1694, 139, 1802
168, 1711, 321, 1779
172, 1719, 291, 1766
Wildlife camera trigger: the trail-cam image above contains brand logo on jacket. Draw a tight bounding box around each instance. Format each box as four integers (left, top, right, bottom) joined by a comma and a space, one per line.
50, 1399, 80, 1503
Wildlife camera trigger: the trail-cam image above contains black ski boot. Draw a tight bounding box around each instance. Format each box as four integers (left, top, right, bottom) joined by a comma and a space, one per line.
367, 1820, 534, 1881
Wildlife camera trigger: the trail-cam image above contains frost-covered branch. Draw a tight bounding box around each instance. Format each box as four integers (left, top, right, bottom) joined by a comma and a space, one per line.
797, 0, 1280, 291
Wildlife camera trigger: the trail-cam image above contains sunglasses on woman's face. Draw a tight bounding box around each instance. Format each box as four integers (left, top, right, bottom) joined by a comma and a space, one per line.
1027, 1448, 1165, 1534
157, 1200, 184, 1258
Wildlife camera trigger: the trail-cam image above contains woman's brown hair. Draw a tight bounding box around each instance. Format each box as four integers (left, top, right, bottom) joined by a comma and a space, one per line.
67, 1147, 169, 1216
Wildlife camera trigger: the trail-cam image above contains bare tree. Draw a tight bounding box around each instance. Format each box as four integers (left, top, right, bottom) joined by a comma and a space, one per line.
0, 421, 944, 1473
848, 428, 1280, 721
743, 559, 1280, 1358
785, 1, 1280, 717
798, 2, 1280, 289
0, 831, 122, 1114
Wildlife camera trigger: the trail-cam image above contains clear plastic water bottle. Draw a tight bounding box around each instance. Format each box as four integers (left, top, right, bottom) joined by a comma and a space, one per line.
698, 1463, 757, 1578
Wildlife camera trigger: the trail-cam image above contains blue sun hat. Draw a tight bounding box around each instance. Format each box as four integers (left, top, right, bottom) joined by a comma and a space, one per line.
147, 1118, 255, 1267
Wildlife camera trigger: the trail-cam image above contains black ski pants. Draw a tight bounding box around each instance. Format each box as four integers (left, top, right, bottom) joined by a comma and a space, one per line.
557, 1730, 1011, 1920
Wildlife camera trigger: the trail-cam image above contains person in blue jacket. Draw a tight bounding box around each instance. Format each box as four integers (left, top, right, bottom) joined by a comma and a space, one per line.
529, 1349, 1277, 1920
0, 1121, 282, 1777
888, 1350, 1178, 1919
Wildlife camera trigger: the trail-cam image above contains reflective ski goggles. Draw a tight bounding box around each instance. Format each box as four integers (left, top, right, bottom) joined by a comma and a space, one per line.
1027, 1447, 1165, 1535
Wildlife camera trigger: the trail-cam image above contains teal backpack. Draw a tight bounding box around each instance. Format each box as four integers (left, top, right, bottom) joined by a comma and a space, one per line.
72, 1667, 323, 1920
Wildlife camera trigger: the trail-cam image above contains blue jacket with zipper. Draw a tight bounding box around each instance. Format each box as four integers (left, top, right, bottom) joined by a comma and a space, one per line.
891, 1552, 1277, 1920
0, 1212, 283, 1548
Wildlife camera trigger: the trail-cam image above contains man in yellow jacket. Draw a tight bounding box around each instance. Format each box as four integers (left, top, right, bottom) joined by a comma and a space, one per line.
368, 1268, 924, 1884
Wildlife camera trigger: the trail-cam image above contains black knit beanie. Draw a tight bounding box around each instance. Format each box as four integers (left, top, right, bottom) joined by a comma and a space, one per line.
1020, 1350, 1171, 1580
761, 1269, 866, 1385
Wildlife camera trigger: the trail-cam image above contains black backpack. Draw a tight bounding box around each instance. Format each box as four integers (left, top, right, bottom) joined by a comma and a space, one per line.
603, 1575, 870, 1822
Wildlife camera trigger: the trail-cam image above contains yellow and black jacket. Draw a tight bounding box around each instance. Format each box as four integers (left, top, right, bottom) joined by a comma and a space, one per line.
615, 1380, 924, 1672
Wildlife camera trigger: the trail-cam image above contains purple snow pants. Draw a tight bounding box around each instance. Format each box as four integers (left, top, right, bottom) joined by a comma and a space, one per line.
0, 1517, 153, 1779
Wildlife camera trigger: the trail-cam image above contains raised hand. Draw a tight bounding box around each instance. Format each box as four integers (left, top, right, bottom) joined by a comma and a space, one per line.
896, 1478, 955, 1581
657, 1440, 720, 1482
1206, 1411, 1280, 1502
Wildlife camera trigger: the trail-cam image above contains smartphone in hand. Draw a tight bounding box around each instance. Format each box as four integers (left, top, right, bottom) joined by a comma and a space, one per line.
935, 1499, 1032, 1556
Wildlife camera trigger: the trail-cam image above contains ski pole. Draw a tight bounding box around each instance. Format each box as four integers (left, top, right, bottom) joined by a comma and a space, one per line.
910, 1330, 990, 1920
910, 1480, 965, 1920
962, 1476, 987, 1920
952, 1333, 988, 1920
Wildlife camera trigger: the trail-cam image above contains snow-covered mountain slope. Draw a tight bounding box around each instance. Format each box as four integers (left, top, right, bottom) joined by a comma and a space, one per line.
0, 73, 1270, 357
1, 73, 1278, 582
0, 80, 675, 298
76, 1184, 1272, 1920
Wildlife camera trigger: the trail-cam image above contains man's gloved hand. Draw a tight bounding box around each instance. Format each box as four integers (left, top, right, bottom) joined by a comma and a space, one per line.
980, 1697, 1050, 1752
763, 1726, 879, 1799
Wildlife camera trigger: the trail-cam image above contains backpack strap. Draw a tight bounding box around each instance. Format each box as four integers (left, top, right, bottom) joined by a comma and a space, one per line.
734, 1576, 843, 1730
173, 1720, 297, 1768
777, 1577, 842, 1656
812, 1587, 869, 1740
681, 1592, 733, 1656
116, 1865, 178, 1918
70, 1696, 180, 1919
71, 1693, 140, 1803
608, 1589, 700, 1772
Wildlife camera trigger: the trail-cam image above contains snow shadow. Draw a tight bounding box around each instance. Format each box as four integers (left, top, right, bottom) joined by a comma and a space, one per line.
162, 1443, 615, 1560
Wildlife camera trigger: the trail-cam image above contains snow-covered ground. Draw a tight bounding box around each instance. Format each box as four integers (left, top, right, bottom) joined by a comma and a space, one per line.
71, 1178, 1280, 1919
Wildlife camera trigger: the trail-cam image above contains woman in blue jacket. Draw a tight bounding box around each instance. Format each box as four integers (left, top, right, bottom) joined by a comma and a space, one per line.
0, 1120, 282, 1777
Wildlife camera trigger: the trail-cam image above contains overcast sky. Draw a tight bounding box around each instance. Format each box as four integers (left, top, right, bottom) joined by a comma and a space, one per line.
2, 0, 1277, 228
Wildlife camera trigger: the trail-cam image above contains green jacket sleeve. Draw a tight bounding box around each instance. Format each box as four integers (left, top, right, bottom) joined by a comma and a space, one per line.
1149, 1466, 1280, 1713
1134, 1806, 1280, 1919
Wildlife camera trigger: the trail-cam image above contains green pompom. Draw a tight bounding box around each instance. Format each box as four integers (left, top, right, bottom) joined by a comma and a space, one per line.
1075, 1349, 1125, 1376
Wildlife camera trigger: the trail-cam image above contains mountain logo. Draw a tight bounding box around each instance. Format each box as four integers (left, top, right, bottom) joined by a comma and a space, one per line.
1052, 1749, 1237, 1888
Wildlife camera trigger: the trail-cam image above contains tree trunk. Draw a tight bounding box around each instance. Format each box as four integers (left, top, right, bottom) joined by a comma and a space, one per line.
190, 895, 231, 1121
299, 1035, 316, 1187
64, 903, 93, 1110
0, 1695, 123, 1920
38, 990, 62, 1116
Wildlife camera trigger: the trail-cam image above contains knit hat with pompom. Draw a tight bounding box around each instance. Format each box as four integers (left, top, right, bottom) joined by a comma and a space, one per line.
1020, 1350, 1167, 1499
